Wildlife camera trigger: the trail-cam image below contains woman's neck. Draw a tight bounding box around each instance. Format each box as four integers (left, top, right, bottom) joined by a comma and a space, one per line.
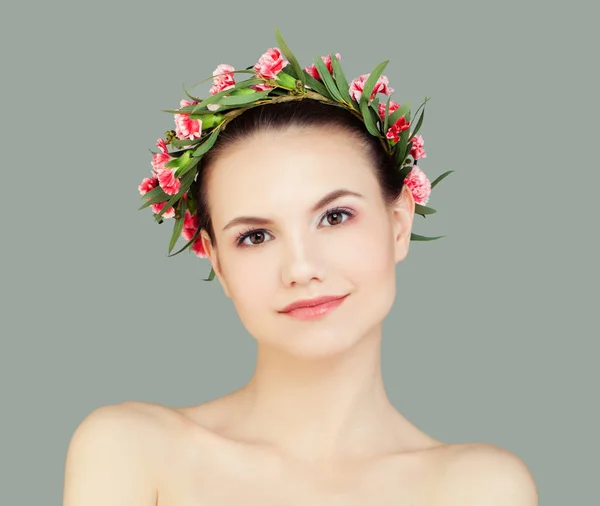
224, 325, 427, 464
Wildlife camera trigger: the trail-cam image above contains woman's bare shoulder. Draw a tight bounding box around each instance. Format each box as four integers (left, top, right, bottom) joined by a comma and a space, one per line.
67, 401, 179, 456
435, 443, 538, 505
75, 401, 181, 433
86, 400, 205, 439
63, 401, 174, 506
66, 401, 197, 469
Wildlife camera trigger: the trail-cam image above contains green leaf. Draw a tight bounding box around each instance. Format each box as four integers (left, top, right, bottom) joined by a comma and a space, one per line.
314, 56, 344, 102
225, 77, 265, 89
369, 98, 384, 132
359, 60, 388, 107
167, 224, 200, 257
387, 103, 410, 130
370, 96, 380, 116
228, 84, 263, 96
398, 164, 413, 180
164, 151, 191, 170
192, 127, 221, 158
410, 97, 430, 123
396, 127, 412, 165
370, 106, 383, 134
169, 137, 202, 147
383, 97, 392, 133
411, 233, 444, 241
192, 80, 264, 111
330, 55, 353, 105
410, 107, 425, 139
175, 153, 200, 177
431, 170, 454, 189
139, 189, 170, 210
360, 100, 381, 137
184, 69, 257, 96
302, 70, 331, 98
168, 198, 186, 255
153, 168, 196, 221
165, 148, 189, 158
280, 66, 299, 80
183, 86, 203, 104
405, 141, 414, 163
217, 90, 271, 106
162, 107, 192, 114
188, 113, 224, 129
187, 104, 247, 115
414, 203, 436, 216
275, 28, 305, 88
394, 143, 403, 165
203, 266, 216, 281
139, 185, 166, 202
268, 88, 290, 97
164, 78, 266, 115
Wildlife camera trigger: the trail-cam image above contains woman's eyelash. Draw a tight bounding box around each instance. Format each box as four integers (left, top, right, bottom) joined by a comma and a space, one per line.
235, 206, 355, 247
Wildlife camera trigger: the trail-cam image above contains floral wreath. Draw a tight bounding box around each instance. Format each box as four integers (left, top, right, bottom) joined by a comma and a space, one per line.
138, 29, 453, 281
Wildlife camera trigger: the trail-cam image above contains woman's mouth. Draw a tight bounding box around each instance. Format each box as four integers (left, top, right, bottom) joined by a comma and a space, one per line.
280, 294, 349, 320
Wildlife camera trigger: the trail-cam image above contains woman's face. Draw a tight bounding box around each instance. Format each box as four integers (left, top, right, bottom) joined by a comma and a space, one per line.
201, 125, 415, 357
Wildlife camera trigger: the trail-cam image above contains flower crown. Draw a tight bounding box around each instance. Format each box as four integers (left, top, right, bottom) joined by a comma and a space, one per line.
138, 29, 453, 281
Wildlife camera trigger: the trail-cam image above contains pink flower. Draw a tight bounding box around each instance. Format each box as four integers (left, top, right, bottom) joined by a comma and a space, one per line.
150, 138, 180, 195
253, 47, 288, 79
385, 116, 411, 143
251, 82, 274, 92
155, 166, 181, 195
409, 135, 427, 160
404, 166, 431, 205
376, 100, 411, 142
150, 201, 175, 219
377, 100, 400, 120
191, 235, 208, 257
180, 209, 208, 257
304, 53, 341, 80
151, 138, 173, 173
174, 99, 202, 140
181, 209, 200, 241
209, 64, 236, 95
348, 73, 394, 103
138, 176, 158, 196
139, 175, 175, 218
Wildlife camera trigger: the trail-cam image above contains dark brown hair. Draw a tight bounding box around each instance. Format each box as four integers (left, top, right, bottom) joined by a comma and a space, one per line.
193, 99, 406, 248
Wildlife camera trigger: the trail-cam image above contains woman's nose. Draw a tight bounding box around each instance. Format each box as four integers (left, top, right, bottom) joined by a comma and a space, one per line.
279, 234, 326, 286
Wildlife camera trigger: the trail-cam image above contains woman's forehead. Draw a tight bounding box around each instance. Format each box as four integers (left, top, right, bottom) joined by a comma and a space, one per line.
210, 128, 372, 181
206, 131, 379, 224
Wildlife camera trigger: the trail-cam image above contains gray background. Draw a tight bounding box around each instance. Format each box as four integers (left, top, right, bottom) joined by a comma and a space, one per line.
1, 0, 598, 504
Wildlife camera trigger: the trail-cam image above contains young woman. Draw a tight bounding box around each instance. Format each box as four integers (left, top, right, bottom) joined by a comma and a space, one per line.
62, 36, 538, 506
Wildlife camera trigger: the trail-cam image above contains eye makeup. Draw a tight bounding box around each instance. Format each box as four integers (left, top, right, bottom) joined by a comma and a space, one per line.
234, 206, 356, 248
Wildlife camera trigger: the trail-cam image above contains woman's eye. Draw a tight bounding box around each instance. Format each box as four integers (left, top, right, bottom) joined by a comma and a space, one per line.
236, 208, 354, 247
323, 209, 350, 227
239, 230, 272, 246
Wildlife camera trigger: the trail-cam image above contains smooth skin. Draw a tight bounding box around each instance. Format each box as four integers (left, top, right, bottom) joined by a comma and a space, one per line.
63, 126, 538, 505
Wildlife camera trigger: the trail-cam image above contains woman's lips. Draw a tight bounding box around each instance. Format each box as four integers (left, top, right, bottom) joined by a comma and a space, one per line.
281, 294, 348, 320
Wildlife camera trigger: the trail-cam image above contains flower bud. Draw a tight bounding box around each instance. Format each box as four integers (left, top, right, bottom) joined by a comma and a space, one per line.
275, 71, 298, 90
164, 130, 176, 144
197, 113, 224, 129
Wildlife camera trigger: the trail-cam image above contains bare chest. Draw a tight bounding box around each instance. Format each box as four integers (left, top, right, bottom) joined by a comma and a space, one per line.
156, 440, 443, 506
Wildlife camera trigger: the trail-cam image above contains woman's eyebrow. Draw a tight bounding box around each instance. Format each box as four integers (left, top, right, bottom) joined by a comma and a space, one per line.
222, 188, 364, 231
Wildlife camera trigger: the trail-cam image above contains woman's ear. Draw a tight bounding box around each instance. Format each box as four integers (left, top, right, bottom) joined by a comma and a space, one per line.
200, 230, 231, 298
390, 183, 415, 264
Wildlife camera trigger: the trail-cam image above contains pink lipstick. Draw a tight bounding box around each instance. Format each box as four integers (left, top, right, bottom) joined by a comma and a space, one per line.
279, 294, 348, 320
